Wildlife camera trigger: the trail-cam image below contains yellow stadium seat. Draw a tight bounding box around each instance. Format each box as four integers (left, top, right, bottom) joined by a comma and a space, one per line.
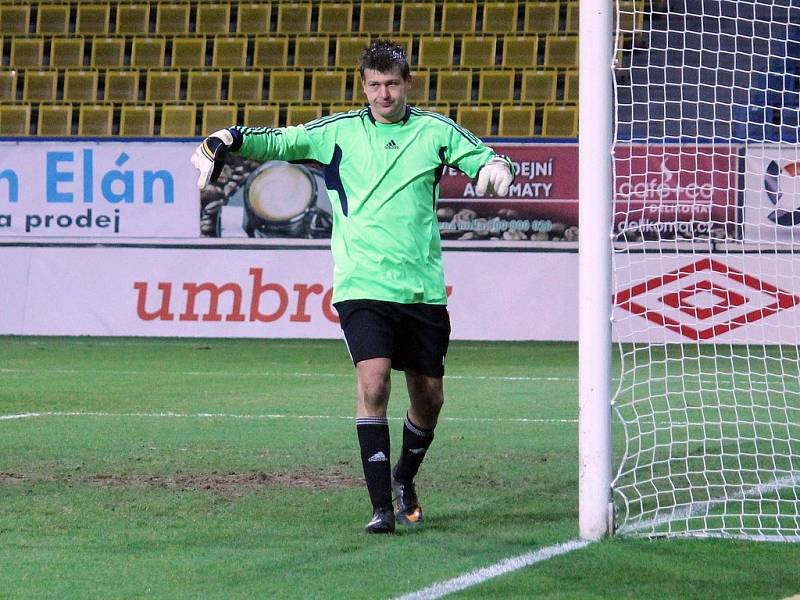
544, 35, 578, 69
268, 69, 305, 102
311, 70, 347, 103
64, 69, 100, 103
171, 36, 207, 68
400, 3, 435, 33
160, 104, 196, 137
286, 103, 322, 126
442, 2, 477, 33
201, 104, 238, 135
542, 103, 578, 137
478, 69, 514, 103
104, 69, 140, 103
116, 4, 150, 35
318, 3, 354, 34
131, 37, 167, 68
460, 35, 497, 68
78, 104, 114, 137
76, 4, 110, 35
617, 1, 646, 33
392, 35, 414, 59
187, 70, 223, 103
0, 5, 30, 35
498, 103, 534, 137
414, 103, 450, 117
37, 104, 73, 136
236, 3, 272, 35
359, 3, 395, 33
327, 103, 363, 115
23, 70, 58, 103
482, 2, 518, 34
212, 36, 247, 68
564, 69, 578, 103
0, 71, 18, 102
254, 36, 290, 67
157, 3, 191, 34
406, 69, 431, 103
146, 70, 181, 103
228, 70, 264, 103
0, 104, 30, 136
10, 38, 45, 69
456, 103, 493, 137
91, 37, 126, 68
196, 3, 232, 35
436, 70, 472, 103
524, 3, 560, 34
36, 4, 70, 35
502, 35, 538, 67
244, 104, 280, 128
294, 35, 330, 68
521, 68, 558, 103
335, 35, 370, 68
565, 2, 579, 32
352, 71, 367, 104
277, 3, 312, 34
50, 37, 85, 68
120, 104, 155, 136
418, 35, 455, 68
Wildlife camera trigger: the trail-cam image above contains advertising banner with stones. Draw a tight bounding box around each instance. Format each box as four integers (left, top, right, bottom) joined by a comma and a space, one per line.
206, 143, 582, 244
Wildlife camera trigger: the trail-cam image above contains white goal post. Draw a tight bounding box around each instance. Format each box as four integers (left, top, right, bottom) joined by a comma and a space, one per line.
580, 0, 800, 541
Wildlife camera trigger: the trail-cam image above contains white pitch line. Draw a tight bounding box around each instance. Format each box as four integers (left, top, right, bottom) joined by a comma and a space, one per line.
0, 368, 577, 382
393, 538, 592, 600
0, 411, 578, 424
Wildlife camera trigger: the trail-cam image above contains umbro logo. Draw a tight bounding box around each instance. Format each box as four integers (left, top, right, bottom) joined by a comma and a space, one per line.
409, 448, 427, 455
384, 139, 399, 150
368, 451, 387, 462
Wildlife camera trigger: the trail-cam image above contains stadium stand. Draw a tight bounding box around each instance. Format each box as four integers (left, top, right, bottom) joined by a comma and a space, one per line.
482, 2, 518, 34
78, 103, 114, 136
0, 0, 594, 137
120, 103, 156, 136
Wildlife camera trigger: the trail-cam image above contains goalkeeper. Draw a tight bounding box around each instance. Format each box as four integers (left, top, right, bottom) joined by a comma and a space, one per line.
191, 39, 514, 534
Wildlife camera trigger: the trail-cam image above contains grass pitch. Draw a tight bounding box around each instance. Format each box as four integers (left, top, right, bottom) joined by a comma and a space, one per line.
0, 337, 798, 599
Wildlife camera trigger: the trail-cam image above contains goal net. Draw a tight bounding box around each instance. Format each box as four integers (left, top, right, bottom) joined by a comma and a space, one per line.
611, 0, 800, 540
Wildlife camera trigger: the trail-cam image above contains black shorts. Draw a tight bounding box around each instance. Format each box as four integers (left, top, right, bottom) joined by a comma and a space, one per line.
334, 300, 451, 378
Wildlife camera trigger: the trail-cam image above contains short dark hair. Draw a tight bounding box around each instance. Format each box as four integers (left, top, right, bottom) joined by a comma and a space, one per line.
358, 39, 410, 79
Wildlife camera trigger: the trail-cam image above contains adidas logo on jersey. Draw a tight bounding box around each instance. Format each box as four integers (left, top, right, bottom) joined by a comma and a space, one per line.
368, 451, 387, 462
384, 139, 399, 150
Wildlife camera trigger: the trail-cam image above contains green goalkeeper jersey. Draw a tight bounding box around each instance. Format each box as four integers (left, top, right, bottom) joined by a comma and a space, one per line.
234, 106, 510, 305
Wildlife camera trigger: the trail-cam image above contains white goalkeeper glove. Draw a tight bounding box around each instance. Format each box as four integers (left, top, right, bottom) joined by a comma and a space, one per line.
190, 129, 238, 189
476, 157, 513, 197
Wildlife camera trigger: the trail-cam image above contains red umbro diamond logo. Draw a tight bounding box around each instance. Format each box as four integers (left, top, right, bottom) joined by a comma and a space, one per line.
615, 258, 800, 340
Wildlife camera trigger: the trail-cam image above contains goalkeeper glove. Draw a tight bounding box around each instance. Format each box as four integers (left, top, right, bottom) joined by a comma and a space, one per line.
190, 128, 242, 189
476, 157, 513, 197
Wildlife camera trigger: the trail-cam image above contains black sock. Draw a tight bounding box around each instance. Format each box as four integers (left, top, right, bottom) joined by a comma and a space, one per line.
356, 417, 392, 510
393, 413, 435, 484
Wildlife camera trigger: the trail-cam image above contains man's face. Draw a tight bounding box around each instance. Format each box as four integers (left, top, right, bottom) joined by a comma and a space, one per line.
361, 67, 411, 124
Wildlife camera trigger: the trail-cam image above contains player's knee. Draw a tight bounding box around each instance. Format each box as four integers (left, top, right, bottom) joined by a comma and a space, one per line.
411, 384, 444, 418
359, 372, 391, 407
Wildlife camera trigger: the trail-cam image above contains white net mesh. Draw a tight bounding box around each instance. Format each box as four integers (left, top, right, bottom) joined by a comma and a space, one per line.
611, 0, 800, 540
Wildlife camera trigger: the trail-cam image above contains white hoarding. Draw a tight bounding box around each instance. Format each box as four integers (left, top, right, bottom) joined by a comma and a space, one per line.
613, 254, 800, 344
0, 141, 199, 238
0, 246, 578, 341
